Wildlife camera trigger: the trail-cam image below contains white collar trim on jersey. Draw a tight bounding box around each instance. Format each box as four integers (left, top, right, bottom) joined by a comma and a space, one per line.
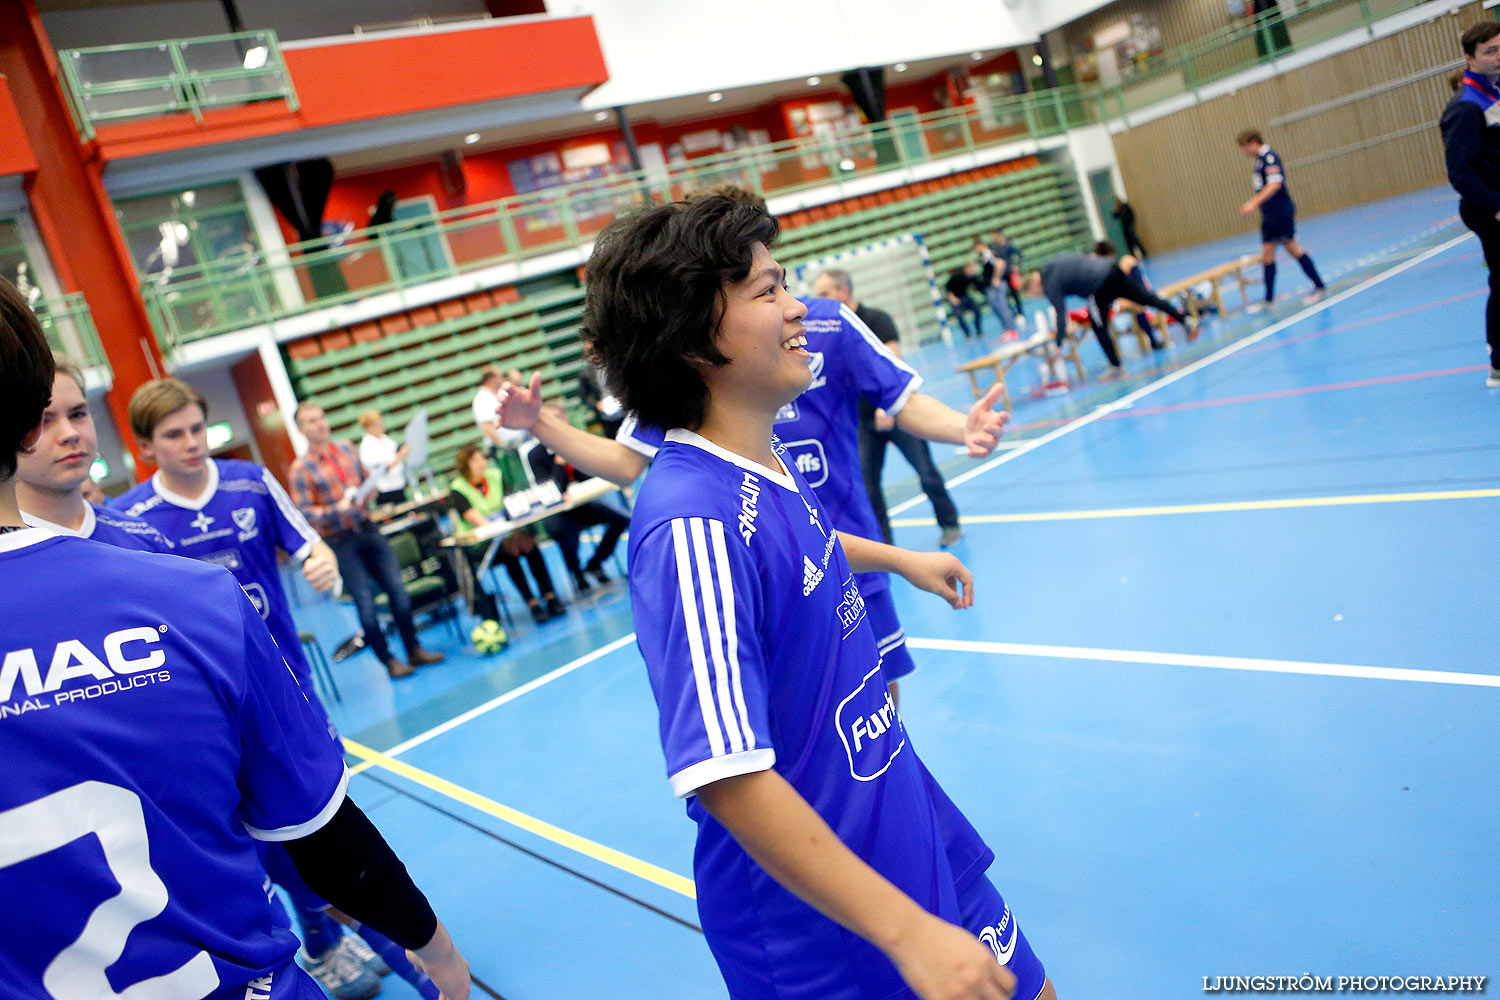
151, 458, 219, 510
664, 428, 800, 493
22, 502, 95, 538
0, 526, 55, 552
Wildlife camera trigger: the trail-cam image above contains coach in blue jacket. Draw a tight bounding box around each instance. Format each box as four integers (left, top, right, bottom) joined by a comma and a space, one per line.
1440, 21, 1500, 388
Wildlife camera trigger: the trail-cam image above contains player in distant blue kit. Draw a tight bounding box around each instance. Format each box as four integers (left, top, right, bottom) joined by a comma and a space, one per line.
1237, 128, 1326, 310
115, 376, 442, 1000
580, 195, 1056, 1000
15, 355, 172, 553
0, 276, 471, 1000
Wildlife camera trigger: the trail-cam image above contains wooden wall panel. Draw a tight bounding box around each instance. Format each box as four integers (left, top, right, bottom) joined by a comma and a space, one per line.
1111, 4, 1480, 254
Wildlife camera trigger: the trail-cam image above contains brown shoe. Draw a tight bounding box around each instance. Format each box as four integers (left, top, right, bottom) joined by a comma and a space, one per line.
408, 648, 446, 667
386, 658, 416, 679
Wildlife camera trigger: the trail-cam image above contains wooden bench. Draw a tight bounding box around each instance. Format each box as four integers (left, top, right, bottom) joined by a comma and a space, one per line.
955, 331, 1085, 410
1155, 254, 1260, 319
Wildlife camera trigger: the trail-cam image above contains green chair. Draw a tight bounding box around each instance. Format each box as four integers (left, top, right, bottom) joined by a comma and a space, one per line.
375, 530, 463, 643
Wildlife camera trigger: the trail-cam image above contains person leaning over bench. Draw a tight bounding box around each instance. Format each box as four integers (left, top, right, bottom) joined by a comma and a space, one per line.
1023, 252, 1199, 381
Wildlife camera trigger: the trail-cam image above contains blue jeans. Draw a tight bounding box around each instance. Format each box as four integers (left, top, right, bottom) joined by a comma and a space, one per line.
985, 285, 1016, 331
331, 523, 419, 663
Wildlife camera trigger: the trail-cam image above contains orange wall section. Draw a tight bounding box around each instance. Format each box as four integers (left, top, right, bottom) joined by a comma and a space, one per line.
0, 76, 38, 176
92, 16, 609, 162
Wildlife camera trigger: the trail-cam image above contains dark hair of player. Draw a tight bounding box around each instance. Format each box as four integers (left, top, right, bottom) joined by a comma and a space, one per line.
1093, 240, 1117, 257
1236, 128, 1264, 147
1462, 22, 1500, 58
582, 193, 779, 432
0, 277, 56, 481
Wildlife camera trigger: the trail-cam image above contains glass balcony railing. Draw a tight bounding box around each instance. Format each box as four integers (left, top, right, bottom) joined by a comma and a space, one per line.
33, 293, 109, 376
58, 30, 298, 141
137, 0, 1437, 352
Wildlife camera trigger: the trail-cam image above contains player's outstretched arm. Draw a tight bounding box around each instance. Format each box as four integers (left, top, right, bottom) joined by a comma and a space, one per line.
284, 797, 471, 999
499, 372, 647, 487
894, 385, 1009, 458
838, 531, 973, 609
697, 770, 1014, 1000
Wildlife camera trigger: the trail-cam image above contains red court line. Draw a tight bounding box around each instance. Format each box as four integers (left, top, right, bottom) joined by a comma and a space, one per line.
1236, 289, 1485, 357
1106, 364, 1487, 419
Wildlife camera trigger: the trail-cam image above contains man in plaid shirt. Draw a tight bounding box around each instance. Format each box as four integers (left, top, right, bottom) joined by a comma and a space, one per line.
290, 401, 445, 679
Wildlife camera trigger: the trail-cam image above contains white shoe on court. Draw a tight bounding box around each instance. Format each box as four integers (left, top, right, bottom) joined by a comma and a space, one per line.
1486, 367, 1500, 389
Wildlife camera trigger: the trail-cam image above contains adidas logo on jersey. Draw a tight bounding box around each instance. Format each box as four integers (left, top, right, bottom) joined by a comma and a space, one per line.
802, 555, 825, 596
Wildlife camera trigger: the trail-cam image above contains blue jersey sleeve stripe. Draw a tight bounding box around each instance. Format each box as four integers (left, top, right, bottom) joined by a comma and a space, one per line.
616, 413, 660, 459
707, 519, 756, 751
261, 468, 321, 557
669, 748, 776, 799
688, 518, 749, 754
243, 765, 350, 842
669, 517, 730, 757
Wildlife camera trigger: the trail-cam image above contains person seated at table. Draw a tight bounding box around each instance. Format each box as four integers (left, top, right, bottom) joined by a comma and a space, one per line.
518, 434, 628, 595
448, 443, 565, 624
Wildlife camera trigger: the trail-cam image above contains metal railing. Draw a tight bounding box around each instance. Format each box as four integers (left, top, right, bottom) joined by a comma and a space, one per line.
135, 0, 1438, 351
33, 293, 109, 375
58, 30, 298, 141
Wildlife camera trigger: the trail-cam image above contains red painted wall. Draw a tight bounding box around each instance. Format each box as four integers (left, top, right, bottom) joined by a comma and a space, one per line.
0, 75, 38, 176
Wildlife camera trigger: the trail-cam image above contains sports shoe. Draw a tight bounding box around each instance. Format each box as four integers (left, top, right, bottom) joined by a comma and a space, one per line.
572, 572, 594, 595
1097, 365, 1127, 383
339, 933, 390, 977
545, 595, 566, 618
1487, 368, 1500, 388
1302, 288, 1325, 306
331, 632, 365, 662
1000, 328, 1020, 342
302, 943, 382, 1000
939, 527, 965, 548
1184, 315, 1201, 344
1245, 301, 1267, 315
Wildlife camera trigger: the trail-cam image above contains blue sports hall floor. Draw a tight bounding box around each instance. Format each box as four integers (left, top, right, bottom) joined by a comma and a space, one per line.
287, 183, 1499, 998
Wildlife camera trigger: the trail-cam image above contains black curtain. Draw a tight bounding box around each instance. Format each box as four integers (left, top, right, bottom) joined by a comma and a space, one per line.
842, 67, 897, 166
254, 159, 346, 299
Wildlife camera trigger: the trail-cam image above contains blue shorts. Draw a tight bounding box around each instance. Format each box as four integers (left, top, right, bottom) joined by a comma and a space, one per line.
1260, 212, 1296, 243
864, 587, 915, 681
959, 875, 1048, 1000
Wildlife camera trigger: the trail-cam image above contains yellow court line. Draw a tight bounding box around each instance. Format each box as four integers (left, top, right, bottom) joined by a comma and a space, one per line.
342, 738, 697, 900
889, 487, 1500, 528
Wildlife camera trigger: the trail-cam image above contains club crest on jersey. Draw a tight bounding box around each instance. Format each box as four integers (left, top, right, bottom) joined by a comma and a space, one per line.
780, 439, 829, 488
775, 400, 799, 423
738, 472, 761, 545
834, 663, 906, 781
802, 555, 824, 596
805, 351, 827, 391
241, 583, 270, 619
232, 507, 258, 540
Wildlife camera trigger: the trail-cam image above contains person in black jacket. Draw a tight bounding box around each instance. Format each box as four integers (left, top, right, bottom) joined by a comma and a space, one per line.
1440, 21, 1500, 388
1113, 197, 1147, 258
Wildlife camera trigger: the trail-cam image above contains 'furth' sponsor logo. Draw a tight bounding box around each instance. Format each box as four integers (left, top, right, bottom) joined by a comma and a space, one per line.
834, 664, 906, 781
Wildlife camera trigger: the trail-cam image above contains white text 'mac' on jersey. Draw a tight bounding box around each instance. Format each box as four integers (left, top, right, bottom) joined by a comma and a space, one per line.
0, 529, 346, 1000
615, 296, 920, 599
113, 459, 322, 687
22, 501, 174, 554
627, 430, 990, 1000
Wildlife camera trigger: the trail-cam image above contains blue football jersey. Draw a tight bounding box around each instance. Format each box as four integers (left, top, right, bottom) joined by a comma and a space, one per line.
615, 297, 920, 599
1253, 146, 1295, 217
114, 460, 322, 688
22, 501, 174, 554
0, 529, 347, 1000
628, 430, 990, 1000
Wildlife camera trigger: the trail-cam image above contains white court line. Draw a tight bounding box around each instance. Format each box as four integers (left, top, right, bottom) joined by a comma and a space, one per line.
889, 231, 1474, 517
906, 636, 1500, 689
356, 632, 638, 767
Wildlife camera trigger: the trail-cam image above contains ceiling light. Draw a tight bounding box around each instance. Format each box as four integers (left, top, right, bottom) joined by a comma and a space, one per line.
594, 111, 609, 122
708, 92, 723, 102
464, 132, 481, 144
893, 63, 908, 73
971, 52, 984, 61
807, 76, 821, 86
1032, 54, 1044, 66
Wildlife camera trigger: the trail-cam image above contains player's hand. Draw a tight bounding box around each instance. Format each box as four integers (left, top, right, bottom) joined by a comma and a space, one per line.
395, 444, 410, 462
412, 920, 470, 1000
498, 372, 544, 430
898, 550, 973, 609
302, 550, 340, 594
887, 912, 1015, 1000
874, 410, 897, 432
1240, 200, 1255, 217
963, 382, 1010, 458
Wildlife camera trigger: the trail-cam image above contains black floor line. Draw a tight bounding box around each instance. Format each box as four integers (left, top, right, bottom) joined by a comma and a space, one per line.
359, 770, 704, 937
